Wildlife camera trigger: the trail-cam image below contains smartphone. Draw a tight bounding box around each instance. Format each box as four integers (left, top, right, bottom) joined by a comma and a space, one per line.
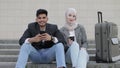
69, 36, 74, 41
40, 31, 46, 34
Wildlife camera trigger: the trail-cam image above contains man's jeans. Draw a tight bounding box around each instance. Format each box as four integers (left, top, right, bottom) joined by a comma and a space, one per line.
66, 42, 89, 68
15, 43, 66, 68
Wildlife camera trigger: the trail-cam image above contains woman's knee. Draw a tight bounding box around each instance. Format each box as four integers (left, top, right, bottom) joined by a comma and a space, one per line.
71, 42, 79, 46
70, 42, 79, 49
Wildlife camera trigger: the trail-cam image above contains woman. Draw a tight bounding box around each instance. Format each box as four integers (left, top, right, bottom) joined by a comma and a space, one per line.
60, 8, 89, 68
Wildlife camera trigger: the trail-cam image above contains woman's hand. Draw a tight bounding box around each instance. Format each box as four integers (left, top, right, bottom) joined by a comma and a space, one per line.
68, 38, 73, 45
81, 47, 86, 50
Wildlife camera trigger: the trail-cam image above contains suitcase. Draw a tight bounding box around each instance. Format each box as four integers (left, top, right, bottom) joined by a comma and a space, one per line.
95, 11, 120, 63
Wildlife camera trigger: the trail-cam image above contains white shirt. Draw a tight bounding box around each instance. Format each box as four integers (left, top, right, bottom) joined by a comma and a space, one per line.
69, 30, 76, 41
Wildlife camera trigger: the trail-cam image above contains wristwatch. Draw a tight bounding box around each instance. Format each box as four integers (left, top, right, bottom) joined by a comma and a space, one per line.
51, 36, 55, 41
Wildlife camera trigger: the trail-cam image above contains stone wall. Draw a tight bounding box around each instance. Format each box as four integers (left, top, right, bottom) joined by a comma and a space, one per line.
0, 0, 120, 40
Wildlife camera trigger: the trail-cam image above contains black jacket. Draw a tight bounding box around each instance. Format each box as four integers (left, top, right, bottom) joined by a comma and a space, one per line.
19, 22, 66, 50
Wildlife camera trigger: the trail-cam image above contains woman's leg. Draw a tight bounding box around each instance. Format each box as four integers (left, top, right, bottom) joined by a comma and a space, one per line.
66, 42, 79, 67
76, 48, 89, 68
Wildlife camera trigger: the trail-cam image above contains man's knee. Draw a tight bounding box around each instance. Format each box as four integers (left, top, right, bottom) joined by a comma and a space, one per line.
20, 43, 31, 50
55, 43, 64, 49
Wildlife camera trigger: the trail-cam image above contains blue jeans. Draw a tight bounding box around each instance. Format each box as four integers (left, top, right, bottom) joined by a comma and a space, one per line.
15, 43, 66, 68
66, 42, 89, 68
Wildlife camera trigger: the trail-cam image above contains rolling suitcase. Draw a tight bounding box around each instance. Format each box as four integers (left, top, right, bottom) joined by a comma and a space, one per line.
95, 11, 120, 63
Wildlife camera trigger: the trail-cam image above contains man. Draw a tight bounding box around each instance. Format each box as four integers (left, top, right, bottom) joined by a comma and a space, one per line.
15, 9, 66, 68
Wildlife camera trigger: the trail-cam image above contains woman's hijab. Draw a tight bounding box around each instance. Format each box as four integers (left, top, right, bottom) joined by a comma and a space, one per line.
64, 8, 78, 31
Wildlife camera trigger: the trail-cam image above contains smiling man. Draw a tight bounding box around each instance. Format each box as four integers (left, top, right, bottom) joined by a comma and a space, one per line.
15, 9, 66, 68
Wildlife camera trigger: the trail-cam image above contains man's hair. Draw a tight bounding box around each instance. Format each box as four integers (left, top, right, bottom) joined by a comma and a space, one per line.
36, 9, 48, 17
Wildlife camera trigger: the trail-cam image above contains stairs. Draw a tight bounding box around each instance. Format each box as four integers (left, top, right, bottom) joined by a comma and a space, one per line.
0, 40, 120, 68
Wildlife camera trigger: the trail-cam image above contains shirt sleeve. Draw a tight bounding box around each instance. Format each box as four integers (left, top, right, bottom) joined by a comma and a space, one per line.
24, 38, 31, 44
53, 37, 58, 43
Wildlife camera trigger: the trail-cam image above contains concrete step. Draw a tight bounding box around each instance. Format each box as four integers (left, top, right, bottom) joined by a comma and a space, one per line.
0, 62, 16, 68
0, 48, 96, 55
26, 61, 120, 68
0, 44, 20, 49
0, 49, 19, 55
87, 48, 96, 54
87, 61, 120, 68
0, 44, 95, 49
88, 44, 95, 48
0, 40, 96, 44
0, 43, 118, 49
0, 54, 95, 62
0, 61, 120, 68
26, 62, 71, 68
0, 55, 18, 62
0, 40, 18, 44
1, 41, 120, 68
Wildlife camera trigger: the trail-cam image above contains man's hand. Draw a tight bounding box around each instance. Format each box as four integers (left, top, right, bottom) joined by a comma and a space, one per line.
28, 34, 42, 43
41, 33, 52, 41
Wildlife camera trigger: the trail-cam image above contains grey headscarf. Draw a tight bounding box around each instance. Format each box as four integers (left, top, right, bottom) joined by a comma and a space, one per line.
64, 8, 78, 31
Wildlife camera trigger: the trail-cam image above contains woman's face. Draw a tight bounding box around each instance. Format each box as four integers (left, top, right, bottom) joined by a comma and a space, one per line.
66, 12, 76, 24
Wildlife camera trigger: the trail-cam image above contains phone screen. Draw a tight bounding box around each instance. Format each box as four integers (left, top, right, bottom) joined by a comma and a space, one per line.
40, 31, 46, 34
69, 36, 74, 41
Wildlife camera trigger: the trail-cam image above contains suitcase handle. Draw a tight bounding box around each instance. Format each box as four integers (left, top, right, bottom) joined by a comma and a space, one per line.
98, 11, 103, 23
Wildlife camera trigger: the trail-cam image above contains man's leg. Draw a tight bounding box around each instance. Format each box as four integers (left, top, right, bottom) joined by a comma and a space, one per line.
29, 48, 55, 63
15, 43, 39, 68
54, 43, 66, 68
37, 43, 66, 68
30, 43, 66, 68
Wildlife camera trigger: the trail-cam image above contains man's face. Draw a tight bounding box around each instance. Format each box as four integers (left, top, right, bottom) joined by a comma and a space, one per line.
36, 14, 48, 27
